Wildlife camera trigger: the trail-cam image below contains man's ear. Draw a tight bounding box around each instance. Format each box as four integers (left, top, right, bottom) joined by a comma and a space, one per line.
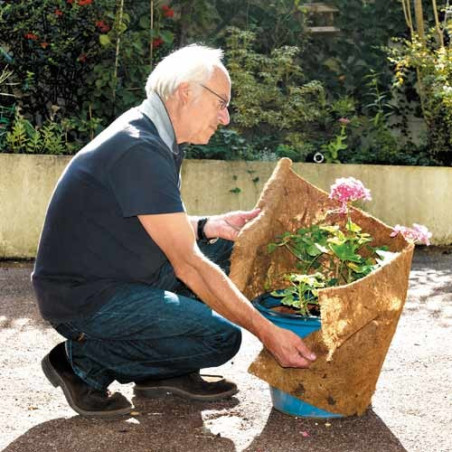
177, 82, 191, 105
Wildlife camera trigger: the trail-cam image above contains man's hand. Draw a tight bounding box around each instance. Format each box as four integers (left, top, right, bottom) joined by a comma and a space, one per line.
262, 325, 317, 368
204, 208, 261, 241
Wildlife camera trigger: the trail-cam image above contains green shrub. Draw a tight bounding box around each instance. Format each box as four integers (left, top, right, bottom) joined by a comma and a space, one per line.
223, 27, 326, 160
388, 35, 452, 165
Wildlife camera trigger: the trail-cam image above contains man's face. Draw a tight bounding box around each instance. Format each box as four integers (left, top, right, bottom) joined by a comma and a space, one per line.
184, 68, 231, 145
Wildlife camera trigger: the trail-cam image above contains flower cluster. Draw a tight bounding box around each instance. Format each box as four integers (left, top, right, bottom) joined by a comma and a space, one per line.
152, 37, 164, 49
391, 224, 432, 246
162, 5, 175, 18
95, 20, 110, 33
329, 177, 372, 213
24, 33, 38, 40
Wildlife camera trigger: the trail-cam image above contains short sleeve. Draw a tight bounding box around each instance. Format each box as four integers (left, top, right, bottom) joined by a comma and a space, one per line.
108, 143, 184, 217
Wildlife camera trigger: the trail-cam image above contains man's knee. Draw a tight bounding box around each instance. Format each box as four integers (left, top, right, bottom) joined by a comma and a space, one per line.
209, 323, 242, 365
224, 324, 242, 358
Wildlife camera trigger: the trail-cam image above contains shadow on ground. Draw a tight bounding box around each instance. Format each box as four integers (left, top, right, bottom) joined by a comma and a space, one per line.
4, 401, 405, 452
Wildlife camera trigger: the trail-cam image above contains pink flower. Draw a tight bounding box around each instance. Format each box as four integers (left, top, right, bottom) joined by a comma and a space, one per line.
338, 117, 350, 125
329, 177, 372, 213
390, 224, 432, 245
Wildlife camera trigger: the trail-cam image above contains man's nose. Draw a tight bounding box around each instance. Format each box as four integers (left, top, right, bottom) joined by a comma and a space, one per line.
218, 107, 230, 126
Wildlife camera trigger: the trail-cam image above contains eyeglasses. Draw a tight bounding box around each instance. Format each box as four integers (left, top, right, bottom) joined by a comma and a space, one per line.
199, 84, 229, 111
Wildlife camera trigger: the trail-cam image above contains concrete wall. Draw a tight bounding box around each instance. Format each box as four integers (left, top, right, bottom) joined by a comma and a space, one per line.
1, 154, 451, 258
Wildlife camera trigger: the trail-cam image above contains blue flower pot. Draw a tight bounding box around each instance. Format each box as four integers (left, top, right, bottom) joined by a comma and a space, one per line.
253, 293, 343, 418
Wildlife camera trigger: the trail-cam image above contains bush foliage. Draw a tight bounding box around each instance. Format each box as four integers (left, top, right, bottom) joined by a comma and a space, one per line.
0, 0, 449, 165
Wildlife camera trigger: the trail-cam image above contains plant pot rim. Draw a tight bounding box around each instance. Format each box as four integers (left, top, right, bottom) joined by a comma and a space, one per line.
252, 292, 320, 321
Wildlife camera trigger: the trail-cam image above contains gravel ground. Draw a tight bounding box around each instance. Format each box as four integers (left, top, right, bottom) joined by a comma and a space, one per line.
0, 246, 451, 452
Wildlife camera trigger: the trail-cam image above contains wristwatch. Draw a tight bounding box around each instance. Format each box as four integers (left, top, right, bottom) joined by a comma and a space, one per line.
197, 217, 219, 244
197, 217, 209, 241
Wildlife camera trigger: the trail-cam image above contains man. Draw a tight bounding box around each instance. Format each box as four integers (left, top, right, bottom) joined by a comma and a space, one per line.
32, 45, 316, 418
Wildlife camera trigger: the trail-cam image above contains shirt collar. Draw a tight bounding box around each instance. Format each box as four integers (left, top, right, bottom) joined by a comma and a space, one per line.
139, 92, 179, 154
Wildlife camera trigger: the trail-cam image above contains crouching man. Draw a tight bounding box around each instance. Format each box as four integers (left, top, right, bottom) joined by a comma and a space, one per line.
32, 44, 316, 417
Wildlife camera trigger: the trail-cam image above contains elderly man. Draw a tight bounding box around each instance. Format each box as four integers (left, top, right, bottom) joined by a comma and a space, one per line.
32, 45, 316, 417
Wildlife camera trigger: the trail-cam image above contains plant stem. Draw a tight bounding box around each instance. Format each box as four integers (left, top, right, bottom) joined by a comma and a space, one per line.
113, 0, 125, 110
414, 0, 425, 42
306, 253, 323, 273
283, 243, 302, 261
150, 0, 154, 70
431, 0, 444, 47
401, 0, 415, 38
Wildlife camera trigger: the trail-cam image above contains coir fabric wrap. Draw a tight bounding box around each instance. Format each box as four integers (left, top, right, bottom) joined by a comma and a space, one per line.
230, 158, 414, 416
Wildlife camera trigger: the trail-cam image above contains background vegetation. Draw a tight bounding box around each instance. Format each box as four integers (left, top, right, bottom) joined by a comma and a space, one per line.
0, 0, 450, 165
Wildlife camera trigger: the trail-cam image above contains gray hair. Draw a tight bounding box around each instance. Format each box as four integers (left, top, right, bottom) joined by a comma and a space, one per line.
145, 44, 230, 100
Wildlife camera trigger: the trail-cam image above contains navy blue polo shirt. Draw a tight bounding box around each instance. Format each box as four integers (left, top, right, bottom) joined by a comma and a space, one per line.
32, 95, 185, 322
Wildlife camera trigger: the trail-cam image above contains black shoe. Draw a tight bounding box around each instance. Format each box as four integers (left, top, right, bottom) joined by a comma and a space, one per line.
42, 342, 132, 417
133, 372, 238, 402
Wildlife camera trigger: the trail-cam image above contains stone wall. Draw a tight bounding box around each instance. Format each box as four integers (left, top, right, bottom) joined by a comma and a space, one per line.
1, 154, 450, 258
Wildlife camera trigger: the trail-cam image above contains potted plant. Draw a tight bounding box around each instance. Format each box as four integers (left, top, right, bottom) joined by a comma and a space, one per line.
251, 176, 431, 417
229, 159, 430, 418
250, 176, 430, 417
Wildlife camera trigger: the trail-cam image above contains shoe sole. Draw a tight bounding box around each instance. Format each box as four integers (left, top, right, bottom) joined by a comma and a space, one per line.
41, 354, 132, 418
133, 385, 239, 402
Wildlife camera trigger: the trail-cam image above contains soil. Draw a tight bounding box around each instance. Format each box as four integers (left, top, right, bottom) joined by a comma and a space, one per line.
271, 305, 321, 317
0, 246, 451, 452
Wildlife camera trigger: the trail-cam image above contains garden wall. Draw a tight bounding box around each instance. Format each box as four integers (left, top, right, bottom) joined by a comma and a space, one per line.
0, 154, 450, 258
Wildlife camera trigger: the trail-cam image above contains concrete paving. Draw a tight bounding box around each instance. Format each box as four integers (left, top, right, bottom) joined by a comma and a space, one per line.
0, 246, 451, 452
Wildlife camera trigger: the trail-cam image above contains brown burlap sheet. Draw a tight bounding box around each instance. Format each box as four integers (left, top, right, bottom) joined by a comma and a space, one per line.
229, 158, 414, 416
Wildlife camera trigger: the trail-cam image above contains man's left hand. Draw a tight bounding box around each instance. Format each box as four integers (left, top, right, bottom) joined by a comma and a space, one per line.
204, 208, 261, 241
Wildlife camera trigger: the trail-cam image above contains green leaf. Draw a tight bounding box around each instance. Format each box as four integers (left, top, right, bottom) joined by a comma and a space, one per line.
314, 243, 329, 254
99, 34, 111, 47
346, 262, 374, 274
267, 243, 278, 253
347, 221, 362, 233
329, 241, 362, 263
306, 244, 322, 257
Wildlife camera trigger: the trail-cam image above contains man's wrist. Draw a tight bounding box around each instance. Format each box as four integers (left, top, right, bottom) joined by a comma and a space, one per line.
197, 217, 219, 244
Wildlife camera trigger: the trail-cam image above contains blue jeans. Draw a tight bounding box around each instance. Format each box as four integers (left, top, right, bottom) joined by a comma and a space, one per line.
52, 240, 242, 391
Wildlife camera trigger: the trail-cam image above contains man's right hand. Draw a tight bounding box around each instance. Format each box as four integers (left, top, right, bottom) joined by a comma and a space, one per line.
262, 325, 317, 368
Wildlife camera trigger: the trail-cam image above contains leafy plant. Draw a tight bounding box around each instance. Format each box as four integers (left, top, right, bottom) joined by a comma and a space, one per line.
268, 177, 431, 316
0, 0, 113, 121
185, 128, 253, 160
388, 34, 452, 164
386, 1, 452, 164
0, 66, 17, 151
224, 27, 326, 158
319, 119, 349, 163
5, 111, 67, 154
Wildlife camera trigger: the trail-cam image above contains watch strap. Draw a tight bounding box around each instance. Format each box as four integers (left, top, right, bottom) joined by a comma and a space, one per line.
197, 217, 209, 241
